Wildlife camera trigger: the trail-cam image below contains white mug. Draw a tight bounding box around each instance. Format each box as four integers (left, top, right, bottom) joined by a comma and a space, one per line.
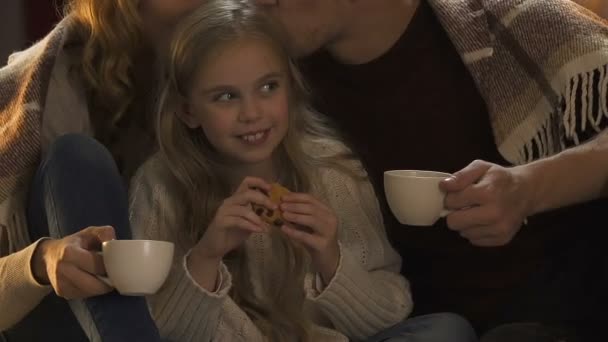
98, 239, 174, 296
384, 170, 453, 226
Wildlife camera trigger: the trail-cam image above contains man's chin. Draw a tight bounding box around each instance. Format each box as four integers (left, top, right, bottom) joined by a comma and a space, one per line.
288, 43, 322, 59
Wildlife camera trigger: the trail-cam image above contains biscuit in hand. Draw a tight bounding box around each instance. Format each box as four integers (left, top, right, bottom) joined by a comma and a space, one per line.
251, 183, 290, 227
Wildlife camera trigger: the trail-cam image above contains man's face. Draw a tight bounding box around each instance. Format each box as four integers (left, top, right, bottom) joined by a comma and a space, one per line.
140, 0, 205, 25
254, 0, 345, 57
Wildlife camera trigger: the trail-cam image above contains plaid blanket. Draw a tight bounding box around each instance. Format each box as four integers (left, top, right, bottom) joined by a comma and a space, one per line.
0, 17, 73, 205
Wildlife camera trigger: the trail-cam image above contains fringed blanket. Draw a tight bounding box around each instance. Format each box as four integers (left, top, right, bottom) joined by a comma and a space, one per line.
430, 0, 608, 164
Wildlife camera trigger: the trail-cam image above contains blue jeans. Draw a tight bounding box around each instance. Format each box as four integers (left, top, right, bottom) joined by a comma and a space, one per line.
3, 134, 160, 342
365, 313, 478, 342
480, 322, 580, 342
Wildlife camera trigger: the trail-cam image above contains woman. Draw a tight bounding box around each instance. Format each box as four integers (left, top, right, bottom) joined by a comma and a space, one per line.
575, 0, 608, 18
0, 0, 204, 340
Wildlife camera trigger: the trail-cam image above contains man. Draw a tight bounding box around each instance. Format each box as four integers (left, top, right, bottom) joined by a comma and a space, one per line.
255, 0, 608, 341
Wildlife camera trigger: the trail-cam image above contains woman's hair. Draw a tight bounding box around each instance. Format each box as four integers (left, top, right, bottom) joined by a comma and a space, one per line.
155, 0, 358, 340
64, 0, 153, 176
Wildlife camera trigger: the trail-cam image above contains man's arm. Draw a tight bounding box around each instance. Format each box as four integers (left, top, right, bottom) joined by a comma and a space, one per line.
441, 130, 608, 247
521, 130, 608, 215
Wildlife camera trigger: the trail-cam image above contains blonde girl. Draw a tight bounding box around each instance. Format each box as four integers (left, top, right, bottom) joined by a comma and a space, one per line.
130, 0, 477, 341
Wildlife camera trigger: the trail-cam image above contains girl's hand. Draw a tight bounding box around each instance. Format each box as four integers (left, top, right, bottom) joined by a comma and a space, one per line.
280, 193, 340, 284
194, 177, 276, 262
188, 177, 276, 290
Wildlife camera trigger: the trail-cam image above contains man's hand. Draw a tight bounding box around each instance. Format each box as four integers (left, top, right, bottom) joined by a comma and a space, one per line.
440, 160, 533, 247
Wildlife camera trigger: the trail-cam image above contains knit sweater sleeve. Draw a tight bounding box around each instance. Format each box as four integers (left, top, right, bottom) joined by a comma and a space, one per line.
306, 161, 413, 341
0, 237, 52, 330
129, 157, 267, 342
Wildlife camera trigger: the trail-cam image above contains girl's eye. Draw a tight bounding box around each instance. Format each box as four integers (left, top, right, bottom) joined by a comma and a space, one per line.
214, 92, 237, 102
261, 81, 279, 93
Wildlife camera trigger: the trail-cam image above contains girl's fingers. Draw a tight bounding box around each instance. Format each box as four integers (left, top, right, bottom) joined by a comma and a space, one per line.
282, 212, 320, 233
282, 193, 332, 215
280, 192, 311, 203
226, 190, 276, 210
280, 202, 315, 215
225, 216, 265, 233
281, 224, 322, 249
223, 205, 266, 227
235, 177, 272, 194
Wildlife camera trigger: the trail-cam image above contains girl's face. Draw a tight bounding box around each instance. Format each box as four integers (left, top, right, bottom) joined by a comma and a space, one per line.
181, 37, 290, 169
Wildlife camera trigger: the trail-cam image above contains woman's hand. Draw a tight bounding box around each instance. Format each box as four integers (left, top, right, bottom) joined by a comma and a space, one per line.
280, 193, 340, 284
32, 226, 116, 299
188, 177, 276, 290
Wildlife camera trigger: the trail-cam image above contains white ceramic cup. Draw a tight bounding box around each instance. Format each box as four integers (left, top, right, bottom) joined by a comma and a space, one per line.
384, 170, 453, 226
99, 239, 174, 296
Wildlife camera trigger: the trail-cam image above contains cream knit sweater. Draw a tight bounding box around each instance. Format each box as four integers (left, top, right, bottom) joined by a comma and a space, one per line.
128, 149, 412, 342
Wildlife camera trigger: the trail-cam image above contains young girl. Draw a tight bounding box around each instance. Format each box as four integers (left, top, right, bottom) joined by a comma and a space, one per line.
130, 0, 477, 341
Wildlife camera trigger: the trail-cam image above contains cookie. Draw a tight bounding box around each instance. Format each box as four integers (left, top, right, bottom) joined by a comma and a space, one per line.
252, 183, 290, 226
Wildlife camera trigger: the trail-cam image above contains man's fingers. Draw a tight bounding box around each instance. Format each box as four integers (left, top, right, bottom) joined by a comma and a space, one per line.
440, 160, 491, 192
456, 226, 496, 241
469, 236, 512, 248
446, 205, 497, 230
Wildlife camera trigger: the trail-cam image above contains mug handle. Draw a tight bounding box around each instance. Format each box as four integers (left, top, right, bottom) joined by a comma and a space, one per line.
97, 275, 114, 287
96, 251, 114, 288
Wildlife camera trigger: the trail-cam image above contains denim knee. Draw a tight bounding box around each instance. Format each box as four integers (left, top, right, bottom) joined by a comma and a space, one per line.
421, 313, 478, 342
433, 312, 477, 342
367, 312, 477, 342
42, 134, 118, 180
31, 133, 130, 239
480, 322, 575, 342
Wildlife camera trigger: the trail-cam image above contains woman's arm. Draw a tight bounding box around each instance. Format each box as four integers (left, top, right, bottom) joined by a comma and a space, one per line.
0, 238, 52, 330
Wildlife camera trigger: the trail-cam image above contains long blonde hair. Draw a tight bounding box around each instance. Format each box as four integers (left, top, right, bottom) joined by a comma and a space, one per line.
156, 0, 357, 340
64, 0, 154, 176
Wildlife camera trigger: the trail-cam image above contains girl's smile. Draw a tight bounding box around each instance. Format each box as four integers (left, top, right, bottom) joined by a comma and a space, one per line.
237, 128, 272, 145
